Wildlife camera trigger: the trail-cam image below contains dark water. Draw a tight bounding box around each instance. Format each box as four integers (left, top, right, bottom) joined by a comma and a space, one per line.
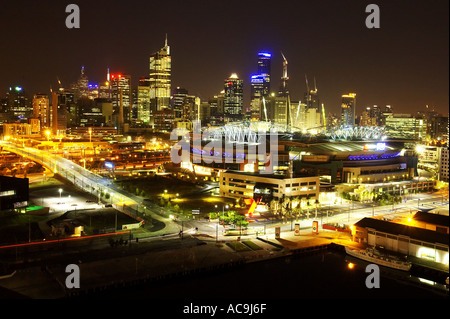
95, 251, 448, 300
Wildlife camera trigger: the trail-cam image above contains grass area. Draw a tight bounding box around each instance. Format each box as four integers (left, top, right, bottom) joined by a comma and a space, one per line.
242, 240, 263, 250
118, 175, 237, 218
0, 211, 46, 244
226, 241, 251, 252
59, 208, 139, 232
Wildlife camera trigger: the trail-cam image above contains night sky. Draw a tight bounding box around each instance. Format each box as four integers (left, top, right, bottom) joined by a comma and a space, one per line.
0, 0, 448, 115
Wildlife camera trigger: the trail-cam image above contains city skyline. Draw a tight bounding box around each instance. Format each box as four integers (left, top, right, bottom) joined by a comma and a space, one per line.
0, 0, 448, 116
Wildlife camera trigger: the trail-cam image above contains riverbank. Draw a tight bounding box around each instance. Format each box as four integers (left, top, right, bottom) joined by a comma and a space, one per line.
0, 228, 447, 299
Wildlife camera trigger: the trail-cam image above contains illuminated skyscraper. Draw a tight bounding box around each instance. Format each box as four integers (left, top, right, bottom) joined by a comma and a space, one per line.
32, 93, 50, 128
251, 52, 271, 100
340, 93, 356, 128
224, 73, 243, 122
171, 87, 188, 122
250, 52, 271, 120
137, 77, 151, 124
110, 73, 132, 124
71, 66, 89, 101
5, 86, 30, 121
149, 36, 171, 126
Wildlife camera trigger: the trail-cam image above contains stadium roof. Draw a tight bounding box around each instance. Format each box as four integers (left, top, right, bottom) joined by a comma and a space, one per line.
286, 141, 405, 155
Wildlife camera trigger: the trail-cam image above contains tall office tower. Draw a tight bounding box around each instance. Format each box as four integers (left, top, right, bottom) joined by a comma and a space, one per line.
98, 81, 110, 99
110, 73, 132, 124
71, 66, 89, 102
340, 93, 356, 128
171, 87, 189, 122
263, 95, 289, 125
137, 77, 151, 124
98, 69, 112, 100
60, 90, 77, 127
251, 52, 271, 100
88, 84, 99, 100
207, 91, 225, 124
369, 105, 382, 125
149, 36, 171, 126
224, 73, 244, 122
131, 87, 139, 124
278, 52, 289, 97
5, 86, 30, 121
428, 115, 449, 141
32, 93, 50, 129
53, 90, 70, 134
181, 95, 200, 122
250, 52, 271, 120
199, 101, 211, 123
360, 107, 373, 127
379, 104, 393, 127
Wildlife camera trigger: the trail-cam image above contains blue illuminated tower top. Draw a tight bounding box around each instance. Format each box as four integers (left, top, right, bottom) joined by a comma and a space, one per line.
257, 52, 271, 76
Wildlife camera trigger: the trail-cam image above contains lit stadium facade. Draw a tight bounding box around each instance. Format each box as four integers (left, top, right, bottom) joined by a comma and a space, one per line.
170, 121, 426, 202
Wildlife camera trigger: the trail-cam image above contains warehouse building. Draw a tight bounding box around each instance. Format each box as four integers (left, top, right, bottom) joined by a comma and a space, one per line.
352, 217, 449, 266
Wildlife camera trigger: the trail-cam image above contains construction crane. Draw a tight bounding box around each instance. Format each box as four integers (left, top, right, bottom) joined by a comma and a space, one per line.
280, 51, 289, 95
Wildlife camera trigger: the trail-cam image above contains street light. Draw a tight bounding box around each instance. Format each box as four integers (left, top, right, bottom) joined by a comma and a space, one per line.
59, 188, 62, 199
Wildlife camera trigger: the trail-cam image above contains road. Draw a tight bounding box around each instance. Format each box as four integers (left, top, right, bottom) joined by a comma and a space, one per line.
2, 141, 448, 243
2, 142, 180, 235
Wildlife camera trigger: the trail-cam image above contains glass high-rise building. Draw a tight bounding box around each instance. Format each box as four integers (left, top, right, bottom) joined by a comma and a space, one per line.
340, 93, 356, 128
251, 52, 271, 98
71, 66, 89, 102
5, 86, 30, 121
250, 52, 271, 121
110, 73, 132, 124
171, 87, 189, 121
32, 93, 50, 129
149, 36, 171, 126
137, 77, 151, 124
224, 73, 243, 122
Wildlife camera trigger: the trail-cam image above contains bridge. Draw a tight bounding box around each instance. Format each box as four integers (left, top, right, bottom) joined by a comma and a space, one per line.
1, 141, 175, 230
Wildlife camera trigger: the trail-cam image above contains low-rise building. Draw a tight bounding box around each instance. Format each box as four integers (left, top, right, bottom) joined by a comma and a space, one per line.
411, 211, 449, 234
220, 170, 320, 203
352, 217, 449, 266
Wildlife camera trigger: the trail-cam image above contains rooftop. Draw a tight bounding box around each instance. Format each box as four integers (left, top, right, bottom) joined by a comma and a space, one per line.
354, 217, 449, 246
224, 170, 317, 180
413, 211, 449, 227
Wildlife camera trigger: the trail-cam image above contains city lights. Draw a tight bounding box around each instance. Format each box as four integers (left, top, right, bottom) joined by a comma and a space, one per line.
0, 0, 448, 304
